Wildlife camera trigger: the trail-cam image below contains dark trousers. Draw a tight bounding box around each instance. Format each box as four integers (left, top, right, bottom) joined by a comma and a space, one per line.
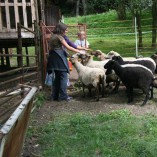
52, 70, 68, 100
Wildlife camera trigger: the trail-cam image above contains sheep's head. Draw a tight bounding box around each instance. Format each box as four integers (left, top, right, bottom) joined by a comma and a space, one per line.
112, 56, 123, 63
104, 60, 115, 75
91, 50, 102, 56
77, 54, 91, 65
151, 54, 157, 64
70, 53, 80, 64
107, 50, 120, 59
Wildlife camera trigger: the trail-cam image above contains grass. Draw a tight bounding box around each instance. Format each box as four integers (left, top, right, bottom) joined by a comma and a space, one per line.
65, 10, 156, 57
30, 110, 157, 157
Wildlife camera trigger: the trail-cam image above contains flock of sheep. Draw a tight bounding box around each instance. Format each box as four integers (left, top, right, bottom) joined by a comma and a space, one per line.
71, 50, 157, 106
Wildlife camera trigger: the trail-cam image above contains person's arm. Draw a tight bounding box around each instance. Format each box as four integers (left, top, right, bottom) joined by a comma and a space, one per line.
61, 39, 81, 54
77, 45, 89, 51
64, 35, 89, 51
64, 35, 77, 49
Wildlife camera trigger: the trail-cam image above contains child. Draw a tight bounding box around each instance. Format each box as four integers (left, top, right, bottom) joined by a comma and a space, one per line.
75, 31, 89, 54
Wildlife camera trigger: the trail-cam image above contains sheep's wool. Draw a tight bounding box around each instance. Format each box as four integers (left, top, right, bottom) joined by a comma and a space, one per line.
74, 61, 106, 87
136, 57, 156, 67
122, 64, 153, 75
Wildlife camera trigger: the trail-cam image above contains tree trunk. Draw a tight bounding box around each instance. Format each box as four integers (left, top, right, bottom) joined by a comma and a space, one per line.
152, 0, 157, 48
76, 0, 80, 16
136, 12, 143, 48
116, 1, 126, 20
82, 0, 87, 15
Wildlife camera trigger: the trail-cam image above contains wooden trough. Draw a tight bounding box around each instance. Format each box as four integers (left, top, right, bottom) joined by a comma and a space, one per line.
0, 86, 37, 157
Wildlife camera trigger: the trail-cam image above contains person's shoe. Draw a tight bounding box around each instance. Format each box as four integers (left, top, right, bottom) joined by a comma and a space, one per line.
66, 96, 73, 101
47, 96, 59, 101
47, 96, 53, 101
59, 96, 73, 102
53, 98, 59, 101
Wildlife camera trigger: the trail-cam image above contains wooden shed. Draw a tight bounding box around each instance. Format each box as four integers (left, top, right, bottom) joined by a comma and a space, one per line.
0, 0, 39, 47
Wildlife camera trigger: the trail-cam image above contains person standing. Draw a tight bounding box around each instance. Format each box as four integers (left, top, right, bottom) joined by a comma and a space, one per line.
75, 30, 90, 54
47, 22, 88, 101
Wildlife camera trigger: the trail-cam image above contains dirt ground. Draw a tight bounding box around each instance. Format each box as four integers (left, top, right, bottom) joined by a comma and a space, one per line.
22, 67, 157, 157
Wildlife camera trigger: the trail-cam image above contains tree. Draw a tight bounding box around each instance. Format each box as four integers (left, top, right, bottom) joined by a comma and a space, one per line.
152, 0, 157, 48
66, 0, 87, 16
115, 0, 128, 20
128, 0, 151, 49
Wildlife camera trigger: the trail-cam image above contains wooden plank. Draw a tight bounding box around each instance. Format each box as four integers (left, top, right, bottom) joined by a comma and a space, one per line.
34, 0, 39, 23
5, 0, 11, 31
22, 0, 28, 28
30, 0, 36, 27
0, 6, 2, 31
14, 0, 19, 30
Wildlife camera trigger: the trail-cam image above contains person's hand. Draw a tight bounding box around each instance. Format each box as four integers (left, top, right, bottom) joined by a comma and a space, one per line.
79, 50, 86, 54
83, 48, 91, 51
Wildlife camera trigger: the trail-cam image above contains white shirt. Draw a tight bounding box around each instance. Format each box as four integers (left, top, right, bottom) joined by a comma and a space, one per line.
75, 39, 89, 48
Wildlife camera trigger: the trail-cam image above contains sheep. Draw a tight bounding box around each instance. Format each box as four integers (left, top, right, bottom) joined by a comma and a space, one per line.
79, 54, 120, 93
104, 60, 157, 106
107, 50, 137, 61
81, 54, 109, 70
112, 55, 156, 73
91, 50, 107, 61
150, 52, 157, 73
91, 50, 136, 61
71, 55, 106, 101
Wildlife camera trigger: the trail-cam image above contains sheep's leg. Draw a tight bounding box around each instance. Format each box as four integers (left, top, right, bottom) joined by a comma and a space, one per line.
141, 90, 150, 106
88, 87, 92, 97
82, 84, 85, 97
101, 81, 105, 98
130, 88, 133, 102
112, 79, 120, 93
149, 86, 153, 99
126, 87, 132, 104
96, 83, 99, 101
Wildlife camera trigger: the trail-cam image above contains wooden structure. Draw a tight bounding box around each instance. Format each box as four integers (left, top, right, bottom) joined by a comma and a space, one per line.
0, 0, 39, 47
0, 86, 37, 157
0, 0, 41, 92
0, 0, 63, 91
0, 1, 61, 156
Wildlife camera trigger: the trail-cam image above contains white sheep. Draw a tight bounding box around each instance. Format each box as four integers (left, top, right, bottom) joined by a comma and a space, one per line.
79, 54, 120, 93
71, 55, 106, 101
91, 50, 137, 61
107, 50, 137, 61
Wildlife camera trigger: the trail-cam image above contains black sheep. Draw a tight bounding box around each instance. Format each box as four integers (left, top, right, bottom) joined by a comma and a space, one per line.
104, 60, 157, 106
150, 53, 157, 73
112, 56, 156, 73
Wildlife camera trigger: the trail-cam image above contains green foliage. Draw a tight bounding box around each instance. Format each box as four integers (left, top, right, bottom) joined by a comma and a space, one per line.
33, 110, 157, 157
34, 91, 46, 109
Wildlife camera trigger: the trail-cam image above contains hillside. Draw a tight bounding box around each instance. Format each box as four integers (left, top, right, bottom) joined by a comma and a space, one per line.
65, 10, 155, 57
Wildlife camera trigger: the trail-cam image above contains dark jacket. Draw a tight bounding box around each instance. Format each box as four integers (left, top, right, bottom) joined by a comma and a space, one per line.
47, 48, 69, 74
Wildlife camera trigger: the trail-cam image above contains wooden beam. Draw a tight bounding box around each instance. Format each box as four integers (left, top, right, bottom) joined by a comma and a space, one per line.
22, 0, 28, 28
5, 0, 11, 31
14, 0, 19, 30
0, 6, 2, 31
30, 0, 36, 26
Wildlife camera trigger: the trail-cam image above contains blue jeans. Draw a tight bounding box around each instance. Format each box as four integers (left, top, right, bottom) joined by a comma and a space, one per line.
52, 70, 68, 100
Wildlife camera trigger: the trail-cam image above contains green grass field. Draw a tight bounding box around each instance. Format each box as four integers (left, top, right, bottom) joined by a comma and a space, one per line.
29, 110, 157, 157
